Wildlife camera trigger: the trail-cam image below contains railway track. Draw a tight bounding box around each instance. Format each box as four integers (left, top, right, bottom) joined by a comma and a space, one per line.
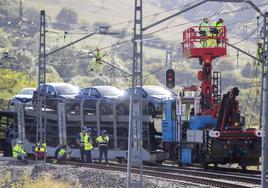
59, 161, 260, 188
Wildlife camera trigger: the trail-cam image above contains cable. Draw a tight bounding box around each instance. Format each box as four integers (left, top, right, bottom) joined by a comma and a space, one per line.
243, 65, 259, 115
143, 65, 167, 77
232, 22, 263, 45
111, 1, 200, 27
248, 78, 261, 127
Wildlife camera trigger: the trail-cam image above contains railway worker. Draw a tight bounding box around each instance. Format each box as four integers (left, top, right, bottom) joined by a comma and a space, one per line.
89, 48, 104, 76
209, 18, 224, 47
4, 124, 15, 156
96, 129, 109, 165
12, 140, 27, 163
53, 144, 68, 164
84, 128, 93, 163
34, 142, 47, 160
256, 42, 266, 75
199, 18, 210, 47
76, 126, 88, 163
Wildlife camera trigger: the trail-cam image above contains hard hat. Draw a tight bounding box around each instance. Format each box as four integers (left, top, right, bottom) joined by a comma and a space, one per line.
257, 41, 262, 45
101, 130, 107, 135
203, 18, 209, 22
17, 140, 23, 144
82, 126, 88, 132
87, 127, 92, 132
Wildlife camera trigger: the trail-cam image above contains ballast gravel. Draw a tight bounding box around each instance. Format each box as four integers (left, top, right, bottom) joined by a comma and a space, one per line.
0, 157, 208, 188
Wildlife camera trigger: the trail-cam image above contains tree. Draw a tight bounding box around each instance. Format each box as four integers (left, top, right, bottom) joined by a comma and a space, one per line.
56, 8, 78, 24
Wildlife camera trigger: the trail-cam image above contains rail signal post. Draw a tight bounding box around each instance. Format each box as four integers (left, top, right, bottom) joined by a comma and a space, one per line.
166, 69, 175, 89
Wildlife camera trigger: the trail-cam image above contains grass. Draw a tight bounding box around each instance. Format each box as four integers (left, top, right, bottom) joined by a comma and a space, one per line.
0, 170, 80, 188
19, 174, 75, 188
0, 171, 12, 185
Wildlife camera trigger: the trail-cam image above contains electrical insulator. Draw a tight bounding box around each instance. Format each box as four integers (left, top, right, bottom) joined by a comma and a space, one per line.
166, 69, 175, 89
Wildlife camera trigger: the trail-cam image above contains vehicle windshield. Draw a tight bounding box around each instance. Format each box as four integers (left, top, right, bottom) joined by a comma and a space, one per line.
55, 85, 79, 95
144, 86, 172, 96
19, 88, 34, 95
96, 87, 122, 96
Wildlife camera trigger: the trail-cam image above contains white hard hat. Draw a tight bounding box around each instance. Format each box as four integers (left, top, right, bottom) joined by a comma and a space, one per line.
17, 140, 23, 144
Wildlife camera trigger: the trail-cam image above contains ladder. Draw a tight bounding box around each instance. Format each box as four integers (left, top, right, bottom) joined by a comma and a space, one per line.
212, 71, 222, 103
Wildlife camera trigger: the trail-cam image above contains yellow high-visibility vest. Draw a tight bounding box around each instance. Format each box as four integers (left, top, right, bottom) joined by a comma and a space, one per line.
96, 135, 109, 147
199, 22, 210, 35
35, 143, 46, 153
84, 134, 93, 151
58, 148, 66, 156
12, 144, 26, 158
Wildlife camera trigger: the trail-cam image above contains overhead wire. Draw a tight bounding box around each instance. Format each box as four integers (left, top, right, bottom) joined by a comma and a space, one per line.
243, 65, 259, 116
248, 78, 261, 127
232, 21, 263, 45
8, 0, 265, 80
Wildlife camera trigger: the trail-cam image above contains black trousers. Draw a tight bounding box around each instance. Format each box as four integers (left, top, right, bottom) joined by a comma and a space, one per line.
99, 146, 108, 164
84, 150, 92, 163
80, 147, 85, 162
3, 142, 12, 157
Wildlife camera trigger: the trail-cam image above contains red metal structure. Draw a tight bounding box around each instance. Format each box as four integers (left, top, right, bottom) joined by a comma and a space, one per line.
182, 26, 227, 114
182, 25, 261, 141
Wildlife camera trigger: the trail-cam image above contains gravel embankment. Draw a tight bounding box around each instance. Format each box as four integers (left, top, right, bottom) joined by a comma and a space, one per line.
0, 157, 206, 188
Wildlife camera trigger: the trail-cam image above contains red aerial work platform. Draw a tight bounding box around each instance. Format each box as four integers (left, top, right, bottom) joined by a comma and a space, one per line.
181, 26, 227, 114
182, 26, 227, 59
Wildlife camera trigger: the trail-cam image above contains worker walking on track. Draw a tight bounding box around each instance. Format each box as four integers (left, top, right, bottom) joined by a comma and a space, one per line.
89, 48, 104, 76
12, 140, 27, 163
209, 18, 224, 47
199, 18, 210, 47
84, 128, 93, 163
76, 127, 88, 163
256, 42, 266, 75
96, 130, 109, 165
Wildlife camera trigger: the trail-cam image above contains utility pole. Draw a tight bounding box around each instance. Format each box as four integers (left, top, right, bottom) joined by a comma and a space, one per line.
36, 10, 46, 165
19, 0, 23, 21
165, 49, 173, 69
261, 12, 268, 188
127, 0, 143, 187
